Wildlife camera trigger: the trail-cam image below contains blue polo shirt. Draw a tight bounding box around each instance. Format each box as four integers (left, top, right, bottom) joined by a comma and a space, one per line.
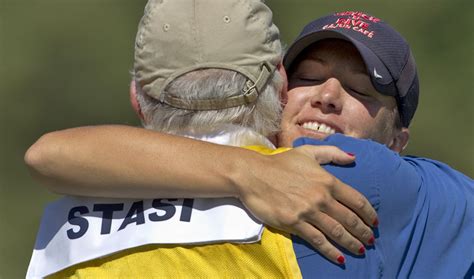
293, 134, 473, 278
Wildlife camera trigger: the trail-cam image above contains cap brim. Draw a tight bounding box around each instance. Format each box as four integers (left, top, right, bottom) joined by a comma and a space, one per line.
283, 30, 397, 96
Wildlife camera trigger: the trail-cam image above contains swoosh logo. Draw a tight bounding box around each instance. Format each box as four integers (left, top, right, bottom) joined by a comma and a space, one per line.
373, 68, 383, 79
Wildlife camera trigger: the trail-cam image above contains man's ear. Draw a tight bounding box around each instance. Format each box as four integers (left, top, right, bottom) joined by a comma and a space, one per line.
129, 80, 145, 121
389, 127, 410, 153
277, 63, 288, 106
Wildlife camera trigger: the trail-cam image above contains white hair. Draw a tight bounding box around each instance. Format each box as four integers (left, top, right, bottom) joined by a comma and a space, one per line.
135, 68, 283, 137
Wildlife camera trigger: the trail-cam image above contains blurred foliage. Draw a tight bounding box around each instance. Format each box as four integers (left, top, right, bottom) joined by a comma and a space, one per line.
0, 0, 472, 277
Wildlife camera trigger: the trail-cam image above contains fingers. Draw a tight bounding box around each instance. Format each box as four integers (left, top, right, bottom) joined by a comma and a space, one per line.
311, 212, 369, 256
323, 199, 375, 247
296, 145, 355, 165
294, 144, 378, 226
332, 179, 379, 228
294, 222, 346, 265
291, 192, 372, 259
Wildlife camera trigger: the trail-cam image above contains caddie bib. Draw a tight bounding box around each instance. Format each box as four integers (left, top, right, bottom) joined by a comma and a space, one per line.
27, 196, 263, 277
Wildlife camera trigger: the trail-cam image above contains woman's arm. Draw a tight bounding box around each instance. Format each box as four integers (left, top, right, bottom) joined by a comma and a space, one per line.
25, 125, 247, 198
25, 125, 377, 261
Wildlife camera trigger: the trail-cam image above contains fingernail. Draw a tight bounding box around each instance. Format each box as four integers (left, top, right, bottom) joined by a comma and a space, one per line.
337, 255, 345, 265
372, 217, 379, 227
346, 152, 355, 157
368, 235, 375, 245
358, 246, 365, 254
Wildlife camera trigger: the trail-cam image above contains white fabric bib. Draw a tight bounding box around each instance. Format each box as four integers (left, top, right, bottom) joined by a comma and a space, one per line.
27, 196, 263, 278
27, 126, 275, 278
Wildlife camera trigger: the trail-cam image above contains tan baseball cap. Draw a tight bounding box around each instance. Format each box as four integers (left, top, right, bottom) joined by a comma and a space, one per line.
134, 0, 282, 110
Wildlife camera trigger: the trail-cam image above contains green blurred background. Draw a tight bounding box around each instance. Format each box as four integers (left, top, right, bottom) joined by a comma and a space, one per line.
0, 0, 472, 277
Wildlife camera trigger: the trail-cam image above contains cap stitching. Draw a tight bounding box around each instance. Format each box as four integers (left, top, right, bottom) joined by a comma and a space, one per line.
395, 43, 410, 79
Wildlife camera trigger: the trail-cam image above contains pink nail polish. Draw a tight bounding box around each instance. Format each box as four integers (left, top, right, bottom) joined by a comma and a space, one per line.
359, 246, 365, 254
337, 255, 345, 264
346, 152, 355, 157
368, 235, 375, 245
373, 217, 379, 227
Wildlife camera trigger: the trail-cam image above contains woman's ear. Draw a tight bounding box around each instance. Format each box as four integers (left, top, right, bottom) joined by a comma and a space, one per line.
389, 127, 410, 153
129, 80, 145, 121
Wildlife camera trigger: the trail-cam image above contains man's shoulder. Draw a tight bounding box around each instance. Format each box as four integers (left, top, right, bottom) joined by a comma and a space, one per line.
243, 145, 291, 155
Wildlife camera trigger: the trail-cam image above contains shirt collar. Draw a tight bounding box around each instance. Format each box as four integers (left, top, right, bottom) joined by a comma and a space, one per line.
179, 125, 275, 149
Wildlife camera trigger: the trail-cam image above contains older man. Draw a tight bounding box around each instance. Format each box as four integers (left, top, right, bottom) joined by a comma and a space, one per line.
27, 6, 473, 279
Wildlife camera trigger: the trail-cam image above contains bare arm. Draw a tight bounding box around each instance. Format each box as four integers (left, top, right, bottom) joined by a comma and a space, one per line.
25, 125, 245, 198
25, 125, 377, 263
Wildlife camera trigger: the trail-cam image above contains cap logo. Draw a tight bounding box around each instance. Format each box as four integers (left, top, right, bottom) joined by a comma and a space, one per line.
335, 11, 381, 22
373, 68, 383, 79
322, 11, 381, 39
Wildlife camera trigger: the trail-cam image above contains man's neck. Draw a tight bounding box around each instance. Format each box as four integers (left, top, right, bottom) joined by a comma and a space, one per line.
176, 125, 275, 149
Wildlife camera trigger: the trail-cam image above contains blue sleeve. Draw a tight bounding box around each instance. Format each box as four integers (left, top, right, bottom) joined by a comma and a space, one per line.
292, 134, 474, 278
294, 135, 421, 237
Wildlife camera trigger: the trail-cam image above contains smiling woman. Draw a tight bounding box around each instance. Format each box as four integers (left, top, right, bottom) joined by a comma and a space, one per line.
280, 39, 405, 151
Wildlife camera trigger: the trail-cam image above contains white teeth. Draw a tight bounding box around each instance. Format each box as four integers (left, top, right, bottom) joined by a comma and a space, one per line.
318, 123, 328, 133
301, 121, 336, 135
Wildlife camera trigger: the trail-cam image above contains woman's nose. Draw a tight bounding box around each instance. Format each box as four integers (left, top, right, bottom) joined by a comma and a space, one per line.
310, 77, 343, 114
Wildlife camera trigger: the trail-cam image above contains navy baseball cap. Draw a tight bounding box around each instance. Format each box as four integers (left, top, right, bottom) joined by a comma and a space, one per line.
284, 11, 419, 127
